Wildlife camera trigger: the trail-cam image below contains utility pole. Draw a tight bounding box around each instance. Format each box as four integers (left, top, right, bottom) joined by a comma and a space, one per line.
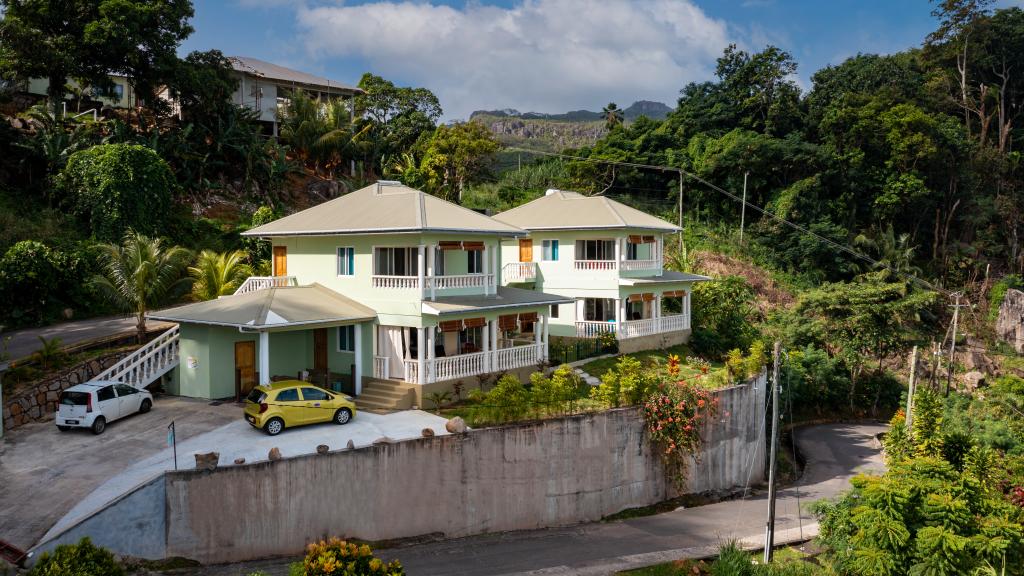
740, 171, 749, 244
946, 293, 965, 397
678, 174, 684, 252
764, 341, 782, 564
905, 345, 919, 431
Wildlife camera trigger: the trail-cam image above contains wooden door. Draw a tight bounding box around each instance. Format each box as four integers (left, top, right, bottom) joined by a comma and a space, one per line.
273, 246, 287, 276
313, 328, 328, 373
519, 239, 533, 262
234, 341, 256, 399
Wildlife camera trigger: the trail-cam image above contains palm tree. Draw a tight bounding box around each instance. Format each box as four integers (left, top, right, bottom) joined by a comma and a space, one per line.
92, 231, 193, 343
853, 224, 922, 277
602, 102, 624, 130
189, 250, 254, 301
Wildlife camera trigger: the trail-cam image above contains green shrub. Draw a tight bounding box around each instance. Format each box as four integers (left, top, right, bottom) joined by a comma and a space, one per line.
989, 275, 1023, 322
59, 143, 175, 241
690, 275, 757, 357
0, 240, 99, 327
710, 542, 754, 576
591, 355, 656, 408
28, 537, 123, 576
484, 373, 530, 423
301, 537, 404, 575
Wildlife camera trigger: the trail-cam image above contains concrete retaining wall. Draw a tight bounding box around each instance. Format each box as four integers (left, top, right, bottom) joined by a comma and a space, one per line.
35, 375, 765, 564
618, 329, 691, 355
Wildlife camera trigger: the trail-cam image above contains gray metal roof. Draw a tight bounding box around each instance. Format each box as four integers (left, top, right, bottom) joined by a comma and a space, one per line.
423, 286, 573, 315
228, 56, 363, 95
242, 181, 527, 237
619, 271, 710, 286
148, 284, 375, 330
493, 190, 681, 232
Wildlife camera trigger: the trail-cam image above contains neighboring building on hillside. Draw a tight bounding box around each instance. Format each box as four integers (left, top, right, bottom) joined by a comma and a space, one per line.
25, 74, 137, 114
149, 181, 569, 410
493, 190, 709, 353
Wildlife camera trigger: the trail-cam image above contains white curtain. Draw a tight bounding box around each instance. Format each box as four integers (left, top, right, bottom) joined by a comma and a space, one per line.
378, 326, 407, 378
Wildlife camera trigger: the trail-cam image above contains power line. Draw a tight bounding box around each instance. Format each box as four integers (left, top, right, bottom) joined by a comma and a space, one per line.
506, 146, 951, 297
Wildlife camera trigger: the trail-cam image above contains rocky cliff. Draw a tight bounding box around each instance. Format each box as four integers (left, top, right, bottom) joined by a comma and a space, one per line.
996, 288, 1024, 353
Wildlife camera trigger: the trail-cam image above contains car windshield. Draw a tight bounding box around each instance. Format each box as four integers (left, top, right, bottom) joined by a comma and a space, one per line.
60, 391, 89, 406
245, 389, 267, 404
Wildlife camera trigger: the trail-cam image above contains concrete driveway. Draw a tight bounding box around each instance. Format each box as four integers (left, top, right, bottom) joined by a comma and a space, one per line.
0, 395, 236, 550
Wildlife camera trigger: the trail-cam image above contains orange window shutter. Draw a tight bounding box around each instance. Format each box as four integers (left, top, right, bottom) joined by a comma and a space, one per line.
627, 294, 643, 303
463, 317, 487, 328
498, 314, 518, 330
439, 320, 463, 332
518, 311, 538, 323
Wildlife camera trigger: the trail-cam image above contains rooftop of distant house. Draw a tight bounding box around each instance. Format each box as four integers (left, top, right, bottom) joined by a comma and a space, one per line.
228, 56, 363, 95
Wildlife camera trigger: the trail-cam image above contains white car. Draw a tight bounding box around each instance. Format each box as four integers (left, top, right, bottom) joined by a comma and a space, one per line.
56, 382, 153, 434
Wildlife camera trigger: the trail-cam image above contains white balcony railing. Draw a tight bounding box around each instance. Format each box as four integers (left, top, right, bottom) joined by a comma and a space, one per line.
381, 344, 544, 384
574, 260, 617, 271
502, 262, 537, 282
373, 356, 390, 380
425, 274, 493, 290
234, 275, 297, 295
577, 314, 690, 339
372, 275, 421, 289
619, 259, 659, 271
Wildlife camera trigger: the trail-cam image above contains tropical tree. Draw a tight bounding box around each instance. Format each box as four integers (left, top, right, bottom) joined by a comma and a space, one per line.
189, 249, 253, 301
602, 102, 624, 130
279, 91, 365, 178
853, 223, 924, 277
419, 121, 499, 203
92, 231, 192, 343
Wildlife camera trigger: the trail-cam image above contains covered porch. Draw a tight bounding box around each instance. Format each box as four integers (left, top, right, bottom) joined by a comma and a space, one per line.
374, 287, 572, 385
149, 284, 376, 400
575, 271, 709, 339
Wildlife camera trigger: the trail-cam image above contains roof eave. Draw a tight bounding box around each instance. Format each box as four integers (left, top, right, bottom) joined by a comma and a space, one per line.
423, 296, 575, 316
241, 227, 527, 238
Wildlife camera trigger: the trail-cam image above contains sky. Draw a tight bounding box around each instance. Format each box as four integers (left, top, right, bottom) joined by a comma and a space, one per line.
180, 0, 1021, 121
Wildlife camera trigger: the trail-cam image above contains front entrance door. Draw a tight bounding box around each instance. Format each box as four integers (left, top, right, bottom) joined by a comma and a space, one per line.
273, 246, 287, 276
313, 328, 328, 373
235, 341, 256, 399
519, 239, 533, 262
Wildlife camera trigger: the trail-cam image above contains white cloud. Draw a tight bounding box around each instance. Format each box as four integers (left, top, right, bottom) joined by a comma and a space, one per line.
293, 0, 731, 120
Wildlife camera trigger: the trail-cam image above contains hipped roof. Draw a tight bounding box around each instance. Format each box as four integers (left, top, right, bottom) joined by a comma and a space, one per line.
493, 190, 681, 232
148, 284, 375, 330
242, 182, 526, 237
228, 56, 362, 94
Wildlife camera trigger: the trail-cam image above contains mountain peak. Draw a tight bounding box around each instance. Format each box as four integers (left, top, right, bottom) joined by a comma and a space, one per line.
470, 100, 673, 122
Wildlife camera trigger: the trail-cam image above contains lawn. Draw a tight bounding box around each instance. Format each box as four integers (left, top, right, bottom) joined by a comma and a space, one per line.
578, 343, 726, 385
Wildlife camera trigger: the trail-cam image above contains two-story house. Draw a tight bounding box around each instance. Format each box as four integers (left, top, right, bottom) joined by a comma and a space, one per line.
493, 190, 708, 353
149, 182, 569, 410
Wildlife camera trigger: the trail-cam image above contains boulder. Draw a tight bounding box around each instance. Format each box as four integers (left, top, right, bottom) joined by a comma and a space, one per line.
316, 444, 330, 455
996, 288, 1024, 354
268, 447, 282, 461
194, 452, 220, 471
962, 370, 986, 391
233, 457, 246, 465
445, 416, 468, 434
346, 439, 355, 450
421, 428, 435, 438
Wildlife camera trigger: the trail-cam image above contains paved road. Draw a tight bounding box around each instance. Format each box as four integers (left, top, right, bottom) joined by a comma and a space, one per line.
2, 315, 175, 361
184, 422, 887, 576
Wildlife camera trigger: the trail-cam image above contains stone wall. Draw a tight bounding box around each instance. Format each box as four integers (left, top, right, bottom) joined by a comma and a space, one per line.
33, 375, 766, 564
2, 351, 132, 431
997, 288, 1024, 354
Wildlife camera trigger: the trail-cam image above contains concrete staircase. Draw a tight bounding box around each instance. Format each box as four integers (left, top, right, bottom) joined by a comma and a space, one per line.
356, 380, 417, 411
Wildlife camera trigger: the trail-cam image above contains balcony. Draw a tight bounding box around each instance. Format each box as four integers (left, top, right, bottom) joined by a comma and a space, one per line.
371, 274, 495, 291
233, 275, 298, 295
374, 343, 544, 384
576, 314, 689, 339
574, 260, 617, 271
619, 259, 660, 272
503, 262, 537, 282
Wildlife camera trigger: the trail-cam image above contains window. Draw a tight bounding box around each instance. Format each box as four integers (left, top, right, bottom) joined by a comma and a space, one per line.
467, 250, 483, 274
275, 389, 299, 402
374, 247, 419, 276
550, 304, 560, 318
584, 298, 616, 322
60, 391, 89, 406
336, 247, 354, 276
115, 384, 137, 396
97, 386, 116, 402
542, 240, 559, 261
337, 325, 355, 352
626, 242, 638, 260
433, 246, 446, 276
301, 387, 330, 401
575, 239, 615, 261
459, 325, 483, 353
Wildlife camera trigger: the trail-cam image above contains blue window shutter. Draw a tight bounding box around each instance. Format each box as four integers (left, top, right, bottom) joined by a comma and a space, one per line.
552, 240, 559, 260
347, 248, 354, 275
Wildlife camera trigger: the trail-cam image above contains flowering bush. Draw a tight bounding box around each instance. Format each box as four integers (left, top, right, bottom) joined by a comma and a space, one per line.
302, 538, 404, 576
642, 375, 718, 485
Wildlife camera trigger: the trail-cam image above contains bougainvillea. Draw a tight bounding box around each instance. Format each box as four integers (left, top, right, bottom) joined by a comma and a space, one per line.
302, 538, 404, 576
642, 372, 718, 486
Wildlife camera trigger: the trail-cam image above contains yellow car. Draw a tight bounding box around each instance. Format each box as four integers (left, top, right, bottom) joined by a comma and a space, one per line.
243, 381, 357, 436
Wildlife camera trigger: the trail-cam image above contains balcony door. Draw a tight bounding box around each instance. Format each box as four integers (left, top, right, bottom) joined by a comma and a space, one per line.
374, 247, 419, 276
519, 239, 533, 262
273, 246, 287, 276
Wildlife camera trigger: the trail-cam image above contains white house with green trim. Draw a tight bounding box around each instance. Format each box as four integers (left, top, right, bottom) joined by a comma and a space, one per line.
149, 182, 570, 410
493, 190, 709, 353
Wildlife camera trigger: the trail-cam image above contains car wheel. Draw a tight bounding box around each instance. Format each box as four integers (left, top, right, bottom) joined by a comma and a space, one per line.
264, 417, 284, 436
334, 408, 352, 425
139, 399, 152, 414
91, 417, 106, 435
57, 425, 71, 432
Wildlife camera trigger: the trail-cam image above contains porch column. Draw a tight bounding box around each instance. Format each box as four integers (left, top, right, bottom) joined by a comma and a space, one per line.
614, 237, 622, 269
353, 323, 363, 395
657, 236, 664, 275
491, 243, 499, 294
418, 245, 426, 299
427, 326, 436, 383
490, 319, 499, 353
482, 243, 490, 294
417, 326, 426, 384
482, 320, 491, 372
258, 331, 270, 385
428, 244, 437, 300
654, 295, 662, 333
534, 316, 542, 360
685, 291, 692, 330
614, 298, 622, 335
542, 314, 550, 361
